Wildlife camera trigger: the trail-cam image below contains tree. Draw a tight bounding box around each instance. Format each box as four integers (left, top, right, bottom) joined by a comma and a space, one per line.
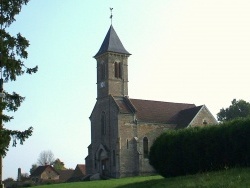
20, 173, 29, 182
53, 158, 66, 171
0, 0, 38, 156
29, 164, 38, 175
37, 150, 55, 166
217, 99, 250, 122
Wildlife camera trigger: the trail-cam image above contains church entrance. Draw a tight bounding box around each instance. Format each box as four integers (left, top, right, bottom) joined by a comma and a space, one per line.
96, 144, 109, 176
101, 158, 108, 176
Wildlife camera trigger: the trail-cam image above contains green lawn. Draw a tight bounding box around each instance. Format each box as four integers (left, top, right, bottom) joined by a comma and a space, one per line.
34, 168, 250, 188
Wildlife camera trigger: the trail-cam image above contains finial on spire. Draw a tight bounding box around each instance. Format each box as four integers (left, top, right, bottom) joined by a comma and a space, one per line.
110, 7, 113, 25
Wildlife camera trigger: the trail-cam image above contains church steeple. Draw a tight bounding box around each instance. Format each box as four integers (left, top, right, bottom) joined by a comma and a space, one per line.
94, 25, 130, 58
94, 25, 131, 99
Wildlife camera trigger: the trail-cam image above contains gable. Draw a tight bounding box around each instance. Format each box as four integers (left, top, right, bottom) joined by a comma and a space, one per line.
189, 105, 218, 127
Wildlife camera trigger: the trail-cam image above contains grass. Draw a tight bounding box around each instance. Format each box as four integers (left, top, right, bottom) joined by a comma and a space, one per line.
34, 167, 250, 188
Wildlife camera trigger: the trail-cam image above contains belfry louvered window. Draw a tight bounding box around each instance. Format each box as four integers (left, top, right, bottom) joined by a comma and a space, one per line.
115, 62, 122, 78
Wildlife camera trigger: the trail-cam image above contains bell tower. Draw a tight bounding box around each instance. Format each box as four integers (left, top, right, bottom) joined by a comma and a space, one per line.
94, 25, 131, 99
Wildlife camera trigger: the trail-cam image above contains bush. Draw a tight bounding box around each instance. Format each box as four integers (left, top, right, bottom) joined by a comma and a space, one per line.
149, 118, 250, 177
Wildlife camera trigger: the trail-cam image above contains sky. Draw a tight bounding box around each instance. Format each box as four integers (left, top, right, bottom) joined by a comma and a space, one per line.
2, 0, 250, 179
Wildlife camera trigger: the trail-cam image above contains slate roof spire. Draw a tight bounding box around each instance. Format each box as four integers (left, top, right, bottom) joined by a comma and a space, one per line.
94, 25, 131, 58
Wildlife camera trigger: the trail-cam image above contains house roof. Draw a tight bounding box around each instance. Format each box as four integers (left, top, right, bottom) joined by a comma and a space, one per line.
67, 164, 86, 182
58, 169, 74, 182
30, 165, 59, 177
114, 97, 196, 125
94, 25, 131, 58
76, 164, 86, 175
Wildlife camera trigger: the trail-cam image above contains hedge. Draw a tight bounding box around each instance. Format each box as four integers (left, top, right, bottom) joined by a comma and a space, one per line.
149, 118, 250, 177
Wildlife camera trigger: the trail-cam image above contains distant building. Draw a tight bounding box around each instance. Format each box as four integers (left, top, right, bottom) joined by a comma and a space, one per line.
67, 164, 86, 182
58, 169, 74, 182
85, 25, 218, 178
30, 165, 59, 183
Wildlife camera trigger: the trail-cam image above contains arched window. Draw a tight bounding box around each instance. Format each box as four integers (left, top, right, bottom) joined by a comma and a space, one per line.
143, 137, 149, 158
101, 112, 106, 135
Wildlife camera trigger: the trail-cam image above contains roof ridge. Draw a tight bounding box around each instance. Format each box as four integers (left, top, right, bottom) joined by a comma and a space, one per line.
130, 98, 195, 105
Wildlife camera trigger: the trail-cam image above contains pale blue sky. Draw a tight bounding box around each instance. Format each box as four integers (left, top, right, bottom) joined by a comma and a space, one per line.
3, 0, 250, 179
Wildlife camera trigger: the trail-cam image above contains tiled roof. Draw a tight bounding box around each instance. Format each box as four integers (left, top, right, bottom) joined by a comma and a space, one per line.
58, 169, 74, 182
114, 97, 135, 114
68, 164, 86, 182
114, 97, 196, 124
172, 105, 203, 128
130, 99, 195, 123
94, 25, 131, 58
76, 164, 86, 175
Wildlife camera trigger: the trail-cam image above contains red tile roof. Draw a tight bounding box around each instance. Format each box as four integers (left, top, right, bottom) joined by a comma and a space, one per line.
114, 97, 197, 126
130, 99, 195, 123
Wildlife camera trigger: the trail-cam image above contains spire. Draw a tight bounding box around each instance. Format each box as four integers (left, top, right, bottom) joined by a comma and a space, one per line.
94, 25, 131, 58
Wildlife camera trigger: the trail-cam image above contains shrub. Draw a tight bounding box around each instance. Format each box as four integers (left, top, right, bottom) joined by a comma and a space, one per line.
149, 118, 250, 177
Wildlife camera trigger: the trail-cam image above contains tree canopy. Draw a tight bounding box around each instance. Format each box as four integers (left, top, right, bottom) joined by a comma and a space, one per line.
29, 164, 38, 175
37, 150, 55, 166
0, 0, 38, 156
53, 158, 66, 171
217, 99, 250, 122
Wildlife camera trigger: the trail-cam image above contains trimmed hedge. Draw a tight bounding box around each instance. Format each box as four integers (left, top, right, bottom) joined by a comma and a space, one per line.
149, 118, 250, 177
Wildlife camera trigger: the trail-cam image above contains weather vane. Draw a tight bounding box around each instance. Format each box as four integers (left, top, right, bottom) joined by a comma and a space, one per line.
110, 7, 113, 25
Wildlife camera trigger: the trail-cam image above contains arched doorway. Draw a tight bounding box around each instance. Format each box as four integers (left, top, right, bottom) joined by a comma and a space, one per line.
96, 144, 109, 176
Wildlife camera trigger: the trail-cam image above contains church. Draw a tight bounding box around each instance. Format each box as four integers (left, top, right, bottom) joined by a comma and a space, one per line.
85, 24, 217, 178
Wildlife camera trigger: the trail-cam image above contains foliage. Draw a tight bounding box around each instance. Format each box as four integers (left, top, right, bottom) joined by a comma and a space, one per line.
0, 0, 38, 156
217, 99, 250, 122
53, 158, 66, 171
37, 150, 55, 166
30, 168, 250, 188
20, 172, 29, 182
149, 118, 250, 177
3, 177, 14, 182
30, 164, 38, 175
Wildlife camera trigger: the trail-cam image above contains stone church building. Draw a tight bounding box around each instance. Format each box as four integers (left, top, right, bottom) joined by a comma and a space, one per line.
85, 24, 217, 178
